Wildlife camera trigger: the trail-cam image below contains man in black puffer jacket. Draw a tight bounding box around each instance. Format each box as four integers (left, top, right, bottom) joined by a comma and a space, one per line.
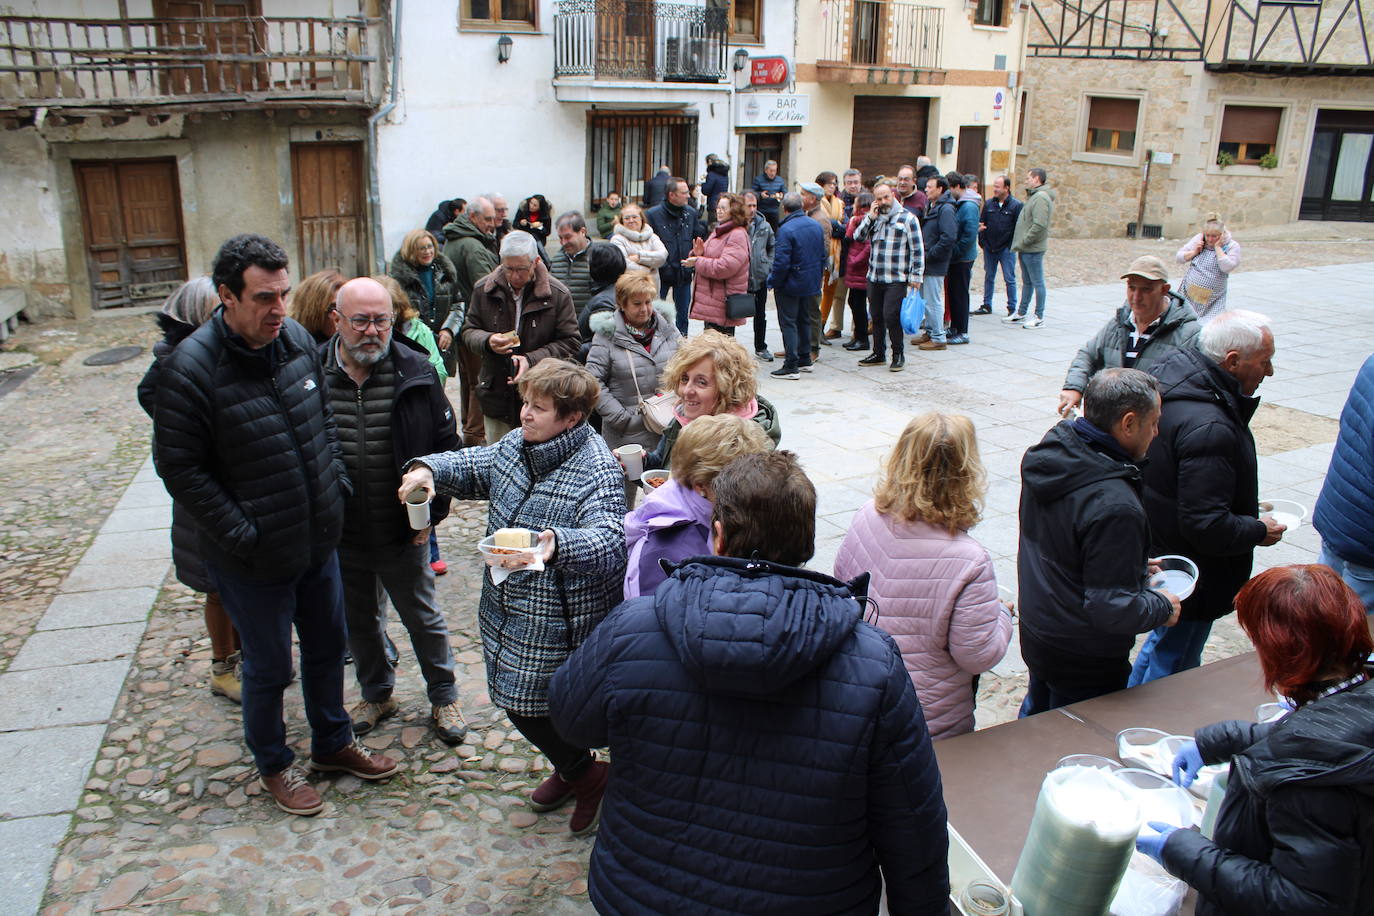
1131, 309, 1284, 685
152, 235, 398, 818
550, 451, 949, 915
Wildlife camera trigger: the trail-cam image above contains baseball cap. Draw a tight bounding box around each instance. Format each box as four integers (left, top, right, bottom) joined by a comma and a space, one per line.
1121, 255, 1169, 282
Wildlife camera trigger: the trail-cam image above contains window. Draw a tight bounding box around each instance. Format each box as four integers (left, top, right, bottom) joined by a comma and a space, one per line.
730, 0, 763, 42
589, 111, 698, 204
1085, 96, 1139, 154
975, 0, 1007, 27
1015, 90, 1029, 149
1218, 105, 1282, 165
461, 0, 535, 29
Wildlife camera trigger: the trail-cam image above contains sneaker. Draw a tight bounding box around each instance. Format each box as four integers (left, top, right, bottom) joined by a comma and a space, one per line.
858, 353, 886, 366
770, 366, 800, 380
948, 333, 970, 345
798, 362, 813, 373
918, 339, 947, 351
260, 764, 323, 816
529, 771, 575, 812
210, 652, 242, 704
911, 331, 931, 345
889, 355, 906, 372
973, 306, 993, 315
431, 701, 468, 745
350, 697, 399, 735
310, 738, 400, 780
430, 559, 448, 576
568, 759, 610, 836
1002, 313, 1025, 324
754, 348, 774, 362
1023, 316, 1045, 329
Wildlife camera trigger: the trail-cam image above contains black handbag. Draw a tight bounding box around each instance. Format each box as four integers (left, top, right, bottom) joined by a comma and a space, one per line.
726, 292, 756, 320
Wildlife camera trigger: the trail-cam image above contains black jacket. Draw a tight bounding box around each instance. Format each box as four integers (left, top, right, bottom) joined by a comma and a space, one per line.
920, 196, 958, 277
323, 334, 460, 549
702, 161, 730, 216
151, 313, 348, 583
1163, 676, 1374, 916
388, 250, 459, 336
643, 169, 670, 209
1017, 421, 1175, 677
915, 164, 941, 186
979, 194, 1023, 251
645, 201, 705, 287
1143, 347, 1267, 622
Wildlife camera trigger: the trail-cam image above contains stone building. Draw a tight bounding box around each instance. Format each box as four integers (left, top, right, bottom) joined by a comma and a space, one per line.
1020, 0, 1374, 238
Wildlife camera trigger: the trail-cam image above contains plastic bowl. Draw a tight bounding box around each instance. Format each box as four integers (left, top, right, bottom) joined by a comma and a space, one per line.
478, 532, 540, 568
1116, 727, 1171, 772
640, 469, 670, 490
1149, 554, 1199, 601
1257, 498, 1306, 532
1055, 754, 1122, 773
1110, 768, 1197, 828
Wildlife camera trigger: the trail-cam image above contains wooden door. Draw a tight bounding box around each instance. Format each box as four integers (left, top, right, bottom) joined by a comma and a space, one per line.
850, 97, 930, 182
155, 0, 266, 95
957, 126, 987, 191
75, 159, 187, 309
291, 142, 366, 277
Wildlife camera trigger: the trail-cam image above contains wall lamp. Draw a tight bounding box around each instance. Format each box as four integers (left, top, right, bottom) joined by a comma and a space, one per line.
732, 48, 750, 72
497, 34, 513, 64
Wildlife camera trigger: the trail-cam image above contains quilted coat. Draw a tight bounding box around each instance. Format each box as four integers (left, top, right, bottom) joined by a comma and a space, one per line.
416, 423, 625, 715
834, 503, 1011, 739
583, 302, 681, 450
1161, 676, 1374, 916
688, 222, 750, 327
549, 556, 951, 916
1314, 354, 1374, 568
151, 313, 348, 583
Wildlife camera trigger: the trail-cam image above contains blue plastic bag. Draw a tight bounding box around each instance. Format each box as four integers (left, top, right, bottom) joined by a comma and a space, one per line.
900, 288, 925, 335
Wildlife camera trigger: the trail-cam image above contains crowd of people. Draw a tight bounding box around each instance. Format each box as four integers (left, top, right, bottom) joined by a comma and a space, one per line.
134, 145, 1374, 912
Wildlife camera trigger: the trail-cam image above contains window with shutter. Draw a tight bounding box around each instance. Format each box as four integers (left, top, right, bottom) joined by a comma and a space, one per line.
1084, 96, 1139, 154
1218, 105, 1282, 165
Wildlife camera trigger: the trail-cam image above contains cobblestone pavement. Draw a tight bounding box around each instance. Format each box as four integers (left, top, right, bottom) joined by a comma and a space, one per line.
1, 242, 1368, 915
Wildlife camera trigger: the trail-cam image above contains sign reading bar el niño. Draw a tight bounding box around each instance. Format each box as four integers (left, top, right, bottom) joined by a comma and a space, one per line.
735, 94, 810, 128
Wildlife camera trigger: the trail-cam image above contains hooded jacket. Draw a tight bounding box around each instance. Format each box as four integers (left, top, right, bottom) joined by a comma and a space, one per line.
441, 213, 499, 304
549, 556, 951, 916
1313, 354, 1374, 569
1162, 676, 1374, 916
1063, 292, 1200, 393
702, 160, 730, 215
920, 196, 958, 277
950, 195, 980, 264
1011, 184, 1055, 254
1142, 346, 1266, 622
621, 478, 712, 599
1018, 421, 1175, 676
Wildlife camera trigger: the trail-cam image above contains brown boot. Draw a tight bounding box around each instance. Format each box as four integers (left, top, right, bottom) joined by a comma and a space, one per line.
210, 652, 242, 704
529, 771, 575, 812
568, 759, 610, 836
260, 764, 323, 816
310, 738, 400, 780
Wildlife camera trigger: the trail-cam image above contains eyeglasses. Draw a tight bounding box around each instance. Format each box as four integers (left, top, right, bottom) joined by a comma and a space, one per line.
346, 315, 393, 331
417, 244, 435, 252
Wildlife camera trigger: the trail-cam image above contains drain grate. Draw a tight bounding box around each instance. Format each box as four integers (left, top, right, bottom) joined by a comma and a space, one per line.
83, 345, 145, 367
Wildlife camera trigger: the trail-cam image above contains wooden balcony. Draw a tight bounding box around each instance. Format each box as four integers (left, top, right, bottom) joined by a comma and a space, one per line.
553, 0, 728, 84
816, 0, 944, 84
0, 15, 385, 116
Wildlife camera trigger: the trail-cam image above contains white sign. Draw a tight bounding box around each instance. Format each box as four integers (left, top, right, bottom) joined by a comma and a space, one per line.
1152, 150, 1174, 164
735, 93, 810, 128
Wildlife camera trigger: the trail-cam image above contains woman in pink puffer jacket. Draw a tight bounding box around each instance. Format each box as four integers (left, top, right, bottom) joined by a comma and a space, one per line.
835, 412, 1013, 739
686, 193, 751, 334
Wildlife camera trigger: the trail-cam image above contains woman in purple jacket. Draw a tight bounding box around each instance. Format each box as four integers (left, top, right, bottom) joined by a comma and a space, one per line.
835, 411, 1013, 739
623, 414, 771, 599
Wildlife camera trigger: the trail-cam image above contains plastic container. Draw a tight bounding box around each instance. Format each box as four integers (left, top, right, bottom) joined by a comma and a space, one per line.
1148, 555, 1199, 601
478, 531, 540, 567
640, 468, 670, 490
1257, 498, 1306, 532
1116, 728, 1173, 774
1055, 754, 1122, 772
1111, 768, 1197, 829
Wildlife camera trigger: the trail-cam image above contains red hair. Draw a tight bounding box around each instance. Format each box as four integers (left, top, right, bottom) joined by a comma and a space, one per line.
1235, 565, 1372, 704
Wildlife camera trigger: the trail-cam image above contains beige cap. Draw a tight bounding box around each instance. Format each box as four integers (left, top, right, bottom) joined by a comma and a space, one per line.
1121, 255, 1169, 282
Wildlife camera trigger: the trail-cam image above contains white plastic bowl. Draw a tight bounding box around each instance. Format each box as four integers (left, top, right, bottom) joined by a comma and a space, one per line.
640, 469, 670, 490
1258, 498, 1306, 532
1150, 555, 1199, 601
478, 532, 540, 569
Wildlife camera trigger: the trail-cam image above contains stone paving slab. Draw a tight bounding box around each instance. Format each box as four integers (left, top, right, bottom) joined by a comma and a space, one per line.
0, 815, 71, 916
9, 623, 145, 671
112, 480, 172, 511
60, 558, 173, 593
78, 529, 172, 564
36, 587, 157, 631
0, 726, 107, 818
98, 505, 172, 535
0, 660, 132, 731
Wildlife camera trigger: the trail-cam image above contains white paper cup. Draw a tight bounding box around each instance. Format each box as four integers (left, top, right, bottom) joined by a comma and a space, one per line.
614, 443, 645, 480
404, 489, 431, 530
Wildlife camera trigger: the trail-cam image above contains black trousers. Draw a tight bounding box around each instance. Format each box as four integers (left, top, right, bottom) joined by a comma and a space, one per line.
507, 711, 593, 780
752, 286, 769, 351
946, 260, 972, 336
867, 280, 906, 358
846, 286, 869, 341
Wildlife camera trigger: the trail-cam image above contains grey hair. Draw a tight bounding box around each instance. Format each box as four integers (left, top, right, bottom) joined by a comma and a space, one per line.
843, 168, 861, 180
485, 192, 506, 205
781, 191, 804, 213
1199, 309, 1272, 361
469, 195, 493, 215
764, 159, 778, 169
161, 276, 219, 327
554, 210, 586, 233
1083, 367, 1159, 431
916, 155, 932, 167
873, 177, 898, 190
499, 230, 539, 262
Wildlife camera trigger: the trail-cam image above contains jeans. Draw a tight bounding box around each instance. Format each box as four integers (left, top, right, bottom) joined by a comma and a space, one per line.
752, 286, 769, 351
920, 275, 946, 343
867, 281, 905, 358
773, 291, 812, 370
661, 276, 694, 336
946, 260, 972, 336
507, 711, 593, 780
847, 286, 869, 341
339, 539, 458, 706
428, 528, 440, 563
1128, 619, 1214, 686
1017, 251, 1047, 319
204, 552, 353, 776
983, 247, 1018, 312
1320, 542, 1374, 615
1019, 670, 1126, 718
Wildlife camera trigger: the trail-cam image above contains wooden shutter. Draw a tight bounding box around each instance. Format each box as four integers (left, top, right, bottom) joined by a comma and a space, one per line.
1088, 97, 1139, 132
850, 96, 930, 182
1220, 106, 1282, 145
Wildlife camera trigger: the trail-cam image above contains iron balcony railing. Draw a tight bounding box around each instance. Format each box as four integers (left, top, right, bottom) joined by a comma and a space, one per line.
554, 0, 728, 82
819, 0, 943, 70
0, 15, 384, 110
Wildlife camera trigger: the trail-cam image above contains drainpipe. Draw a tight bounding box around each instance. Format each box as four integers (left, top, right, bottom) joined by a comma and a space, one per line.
367, 0, 402, 274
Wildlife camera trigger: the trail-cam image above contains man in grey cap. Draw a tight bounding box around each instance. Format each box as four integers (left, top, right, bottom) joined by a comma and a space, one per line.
1058, 255, 1201, 417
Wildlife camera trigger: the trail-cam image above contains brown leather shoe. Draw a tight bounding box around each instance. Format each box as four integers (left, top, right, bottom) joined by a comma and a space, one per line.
918, 339, 947, 351
529, 771, 575, 812
260, 764, 323, 816
310, 738, 400, 780
823, 328, 841, 339
911, 331, 931, 345
568, 759, 610, 836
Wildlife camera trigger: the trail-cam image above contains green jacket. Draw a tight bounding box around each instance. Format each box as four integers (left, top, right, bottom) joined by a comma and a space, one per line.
595, 203, 622, 238
441, 214, 499, 303
1011, 185, 1056, 254
1062, 292, 1199, 393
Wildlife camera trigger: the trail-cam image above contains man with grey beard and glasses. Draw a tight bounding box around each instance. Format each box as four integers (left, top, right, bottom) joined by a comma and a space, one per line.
324, 277, 468, 746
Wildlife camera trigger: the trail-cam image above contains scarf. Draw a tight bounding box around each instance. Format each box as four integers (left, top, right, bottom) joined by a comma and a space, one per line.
613, 224, 654, 244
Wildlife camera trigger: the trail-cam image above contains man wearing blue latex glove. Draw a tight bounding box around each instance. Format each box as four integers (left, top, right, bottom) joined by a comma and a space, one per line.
1135, 821, 1180, 865
1171, 739, 1205, 788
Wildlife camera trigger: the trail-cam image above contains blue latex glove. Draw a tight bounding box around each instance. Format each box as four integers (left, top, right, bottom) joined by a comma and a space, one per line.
1136, 821, 1179, 865
1172, 739, 1205, 788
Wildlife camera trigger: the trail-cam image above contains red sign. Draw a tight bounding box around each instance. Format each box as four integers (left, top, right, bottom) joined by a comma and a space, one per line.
749, 56, 790, 87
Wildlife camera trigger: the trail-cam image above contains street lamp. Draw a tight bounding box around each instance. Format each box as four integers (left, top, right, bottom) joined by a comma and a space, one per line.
497, 34, 513, 64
